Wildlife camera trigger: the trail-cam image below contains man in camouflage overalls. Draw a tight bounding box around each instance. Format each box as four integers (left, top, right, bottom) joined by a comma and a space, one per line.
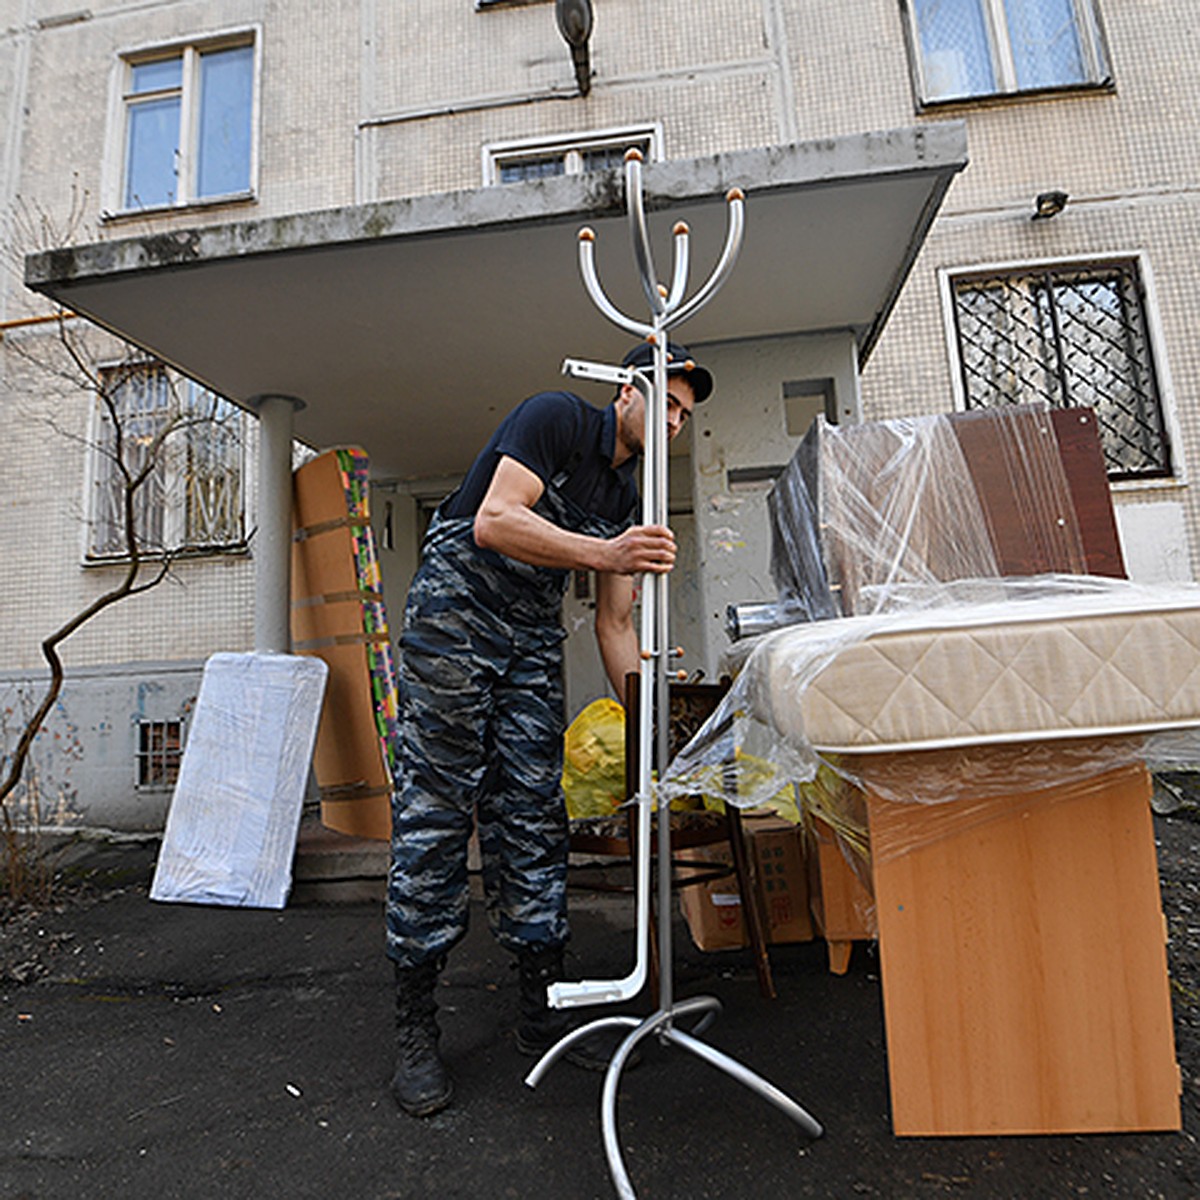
386, 342, 713, 1116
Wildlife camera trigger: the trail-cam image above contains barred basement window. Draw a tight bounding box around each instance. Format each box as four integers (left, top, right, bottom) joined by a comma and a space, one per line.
949, 259, 1172, 481
136, 719, 184, 789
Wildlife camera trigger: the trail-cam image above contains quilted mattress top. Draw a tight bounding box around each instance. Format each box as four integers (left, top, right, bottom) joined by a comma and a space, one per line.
754, 585, 1200, 755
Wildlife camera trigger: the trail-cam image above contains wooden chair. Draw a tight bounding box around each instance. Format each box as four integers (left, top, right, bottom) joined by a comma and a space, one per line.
569, 673, 776, 999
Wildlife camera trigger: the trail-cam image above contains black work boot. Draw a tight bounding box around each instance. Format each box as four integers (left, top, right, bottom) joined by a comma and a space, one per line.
391, 958, 453, 1116
514, 945, 615, 1072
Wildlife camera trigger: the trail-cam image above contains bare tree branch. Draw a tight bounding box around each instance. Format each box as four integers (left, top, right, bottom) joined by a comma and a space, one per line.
0, 549, 145, 805
1, 319, 246, 817
2, 199, 252, 901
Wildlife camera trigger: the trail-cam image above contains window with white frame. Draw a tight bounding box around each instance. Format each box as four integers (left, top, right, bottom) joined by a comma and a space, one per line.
484, 126, 661, 186
86, 363, 248, 559
904, 0, 1111, 104
117, 33, 257, 213
948, 259, 1172, 481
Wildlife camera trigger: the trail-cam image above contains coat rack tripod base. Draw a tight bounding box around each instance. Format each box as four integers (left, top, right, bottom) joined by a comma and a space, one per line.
525, 803, 823, 1199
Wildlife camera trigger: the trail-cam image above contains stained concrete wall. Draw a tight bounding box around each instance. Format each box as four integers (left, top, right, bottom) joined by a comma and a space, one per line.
0, 660, 202, 834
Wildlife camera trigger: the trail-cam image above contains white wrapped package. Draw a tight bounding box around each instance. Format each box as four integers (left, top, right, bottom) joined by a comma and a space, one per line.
151, 652, 329, 908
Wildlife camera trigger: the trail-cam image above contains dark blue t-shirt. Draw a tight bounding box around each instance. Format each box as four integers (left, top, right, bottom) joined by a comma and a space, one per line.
443, 391, 639, 528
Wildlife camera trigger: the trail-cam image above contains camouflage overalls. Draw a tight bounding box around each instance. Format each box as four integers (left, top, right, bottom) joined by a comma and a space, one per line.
385, 475, 624, 969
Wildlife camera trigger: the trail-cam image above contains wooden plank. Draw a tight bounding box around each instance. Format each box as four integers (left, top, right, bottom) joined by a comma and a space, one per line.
807, 816, 873, 974
866, 762, 1180, 1135
1049, 408, 1126, 578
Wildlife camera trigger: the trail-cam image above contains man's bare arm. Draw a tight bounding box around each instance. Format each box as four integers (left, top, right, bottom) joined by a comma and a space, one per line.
594, 571, 639, 697
474, 456, 675, 575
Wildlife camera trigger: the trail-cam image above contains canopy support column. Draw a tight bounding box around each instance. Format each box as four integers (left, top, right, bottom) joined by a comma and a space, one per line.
251, 394, 304, 654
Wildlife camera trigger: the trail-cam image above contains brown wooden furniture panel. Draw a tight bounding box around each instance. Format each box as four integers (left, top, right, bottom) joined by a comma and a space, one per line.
950, 406, 1125, 579
866, 761, 1179, 1135
807, 816, 873, 975
785, 405, 1126, 617
1047, 408, 1126, 577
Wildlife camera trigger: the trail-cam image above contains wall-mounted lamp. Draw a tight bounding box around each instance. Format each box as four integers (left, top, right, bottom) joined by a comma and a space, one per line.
1032, 190, 1069, 220
555, 0, 593, 97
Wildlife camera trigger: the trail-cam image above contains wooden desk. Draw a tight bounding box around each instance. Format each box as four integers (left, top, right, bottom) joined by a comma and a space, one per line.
864, 761, 1180, 1135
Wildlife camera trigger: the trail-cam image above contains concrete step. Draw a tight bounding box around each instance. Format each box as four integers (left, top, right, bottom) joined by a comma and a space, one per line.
291, 816, 388, 904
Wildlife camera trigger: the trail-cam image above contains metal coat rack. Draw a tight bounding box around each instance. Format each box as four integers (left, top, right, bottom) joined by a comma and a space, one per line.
525, 150, 822, 1199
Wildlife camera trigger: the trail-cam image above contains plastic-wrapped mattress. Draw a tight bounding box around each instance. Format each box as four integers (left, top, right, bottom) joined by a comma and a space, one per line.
663, 577, 1200, 814
758, 588, 1200, 755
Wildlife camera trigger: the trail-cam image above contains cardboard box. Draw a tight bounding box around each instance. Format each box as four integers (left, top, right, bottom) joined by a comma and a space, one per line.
678, 817, 813, 951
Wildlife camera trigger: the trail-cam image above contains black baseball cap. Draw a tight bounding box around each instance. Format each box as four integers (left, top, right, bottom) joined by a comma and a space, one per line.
621, 341, 713, 403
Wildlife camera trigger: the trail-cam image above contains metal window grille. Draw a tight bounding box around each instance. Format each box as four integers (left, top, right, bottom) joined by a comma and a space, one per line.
183, 390, 246, 547
498, 154, 566, 184
578, 144, 631, 172
89, 363, 246, 558
493, 134, 654, 185
951, 261, 1171, 480
90, 364, 171, 554
136, 718, 184, 789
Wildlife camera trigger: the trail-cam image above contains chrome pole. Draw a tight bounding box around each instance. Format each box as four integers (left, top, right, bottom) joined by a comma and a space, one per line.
526, 150, 819, 1199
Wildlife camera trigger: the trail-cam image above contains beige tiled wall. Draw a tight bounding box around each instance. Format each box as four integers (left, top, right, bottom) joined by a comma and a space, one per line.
3, 0, 1198, 678
371, 72, 778, 200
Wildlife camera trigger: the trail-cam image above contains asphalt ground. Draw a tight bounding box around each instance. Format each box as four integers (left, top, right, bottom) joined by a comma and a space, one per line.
2, 813, 1198, 1200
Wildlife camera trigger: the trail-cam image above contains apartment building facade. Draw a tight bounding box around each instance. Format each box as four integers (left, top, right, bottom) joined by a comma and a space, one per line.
1, 1, 1195, 831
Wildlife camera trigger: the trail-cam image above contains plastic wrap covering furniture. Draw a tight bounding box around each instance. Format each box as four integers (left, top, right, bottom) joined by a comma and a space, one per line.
714, 407, 1184, 1137
670, 408, 1150, 838
664, 577, 1200, 830
766, 427, 839, 622
150, 652, 328, 909
768, 406, 1122, 620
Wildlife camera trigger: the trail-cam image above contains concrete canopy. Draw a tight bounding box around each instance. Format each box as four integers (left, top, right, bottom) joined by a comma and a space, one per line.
25, 123, 966, 481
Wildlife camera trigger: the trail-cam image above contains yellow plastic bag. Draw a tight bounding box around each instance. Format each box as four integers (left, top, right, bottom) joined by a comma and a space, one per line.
561, 698, 627, 820
682, 750, 804, 823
